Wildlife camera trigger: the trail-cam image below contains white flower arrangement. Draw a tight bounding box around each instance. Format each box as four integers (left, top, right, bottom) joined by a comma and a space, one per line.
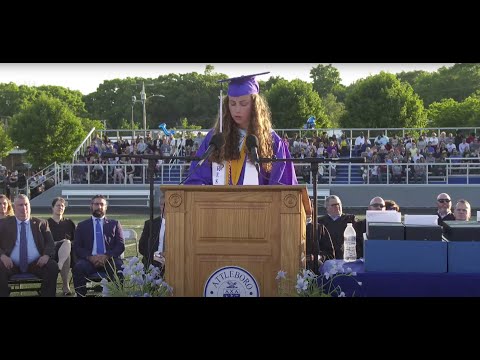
276, 262, 361, 297
100, 256, 173, 297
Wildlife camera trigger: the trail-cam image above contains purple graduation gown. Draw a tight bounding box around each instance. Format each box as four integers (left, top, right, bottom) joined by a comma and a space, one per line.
184, 129, 298, 185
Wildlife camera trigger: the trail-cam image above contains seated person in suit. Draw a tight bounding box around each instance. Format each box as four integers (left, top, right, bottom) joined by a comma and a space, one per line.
436, 193, 455, 226
0, 194, 59, 297
318, 195, 361, 260
305, 199, 335, 274
72, 195, 125, 297
47, 197, 76, 296
139, 190, 166, 274
349, 196, 387, 259
453, 199, 471, 221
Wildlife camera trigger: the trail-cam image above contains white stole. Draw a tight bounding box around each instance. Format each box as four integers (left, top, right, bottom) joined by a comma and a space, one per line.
211, 129, 258, 185
212, 160, 259, 185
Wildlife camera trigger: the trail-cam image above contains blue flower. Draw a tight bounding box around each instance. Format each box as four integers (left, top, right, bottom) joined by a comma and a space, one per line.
276, 266, 359, 297
100, 256, 173, 297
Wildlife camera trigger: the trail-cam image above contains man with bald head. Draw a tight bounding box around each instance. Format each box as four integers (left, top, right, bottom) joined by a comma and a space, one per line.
318, 195, 360, 260
369, 197, 386, 211
356, 196, 390, 252
436, 193, 455, 227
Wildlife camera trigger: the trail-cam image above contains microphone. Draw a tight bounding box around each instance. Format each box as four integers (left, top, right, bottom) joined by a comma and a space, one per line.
246, 134, 260, 173
197, 133, 225, 167
180, 133, 225, 185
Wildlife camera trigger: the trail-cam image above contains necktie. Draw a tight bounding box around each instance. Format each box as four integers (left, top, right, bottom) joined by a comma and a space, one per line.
20, 221, 28, 273
95, 218, 105, 254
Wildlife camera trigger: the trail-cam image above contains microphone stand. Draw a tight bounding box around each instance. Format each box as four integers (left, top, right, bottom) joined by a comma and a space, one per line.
101, 153, 200, 267
259, 156, 326, 275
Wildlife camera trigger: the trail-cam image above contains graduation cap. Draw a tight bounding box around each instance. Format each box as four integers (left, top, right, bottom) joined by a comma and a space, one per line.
218, 72, 270, 97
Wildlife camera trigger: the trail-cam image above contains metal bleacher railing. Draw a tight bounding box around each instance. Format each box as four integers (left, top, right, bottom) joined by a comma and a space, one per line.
28, 126, 480, 193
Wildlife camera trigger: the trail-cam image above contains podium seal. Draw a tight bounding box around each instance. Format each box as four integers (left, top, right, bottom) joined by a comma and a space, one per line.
204, 266, 260, 297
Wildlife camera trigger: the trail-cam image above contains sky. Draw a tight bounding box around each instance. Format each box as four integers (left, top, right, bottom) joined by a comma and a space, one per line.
0, 63, 455, 95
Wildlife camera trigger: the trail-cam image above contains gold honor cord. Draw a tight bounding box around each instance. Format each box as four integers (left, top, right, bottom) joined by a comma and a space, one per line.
227, 140, 247, 185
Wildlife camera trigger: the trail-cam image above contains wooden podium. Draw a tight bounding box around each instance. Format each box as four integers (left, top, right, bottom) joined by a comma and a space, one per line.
161, 185, 310, 297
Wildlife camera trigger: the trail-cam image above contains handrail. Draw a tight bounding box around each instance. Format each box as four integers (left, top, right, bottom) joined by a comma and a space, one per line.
72, 127, 96, 163
26, 162, 58, 197
96, 126, 479, 139
53, 160, 480, 187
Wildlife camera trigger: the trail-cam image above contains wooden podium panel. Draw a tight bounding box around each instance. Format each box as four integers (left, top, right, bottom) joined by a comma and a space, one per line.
162, 185, 309, 297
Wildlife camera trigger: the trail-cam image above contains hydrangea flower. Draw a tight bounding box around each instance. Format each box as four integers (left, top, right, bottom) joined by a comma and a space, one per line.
276, 265, 360, 297
100, 256, 173, 297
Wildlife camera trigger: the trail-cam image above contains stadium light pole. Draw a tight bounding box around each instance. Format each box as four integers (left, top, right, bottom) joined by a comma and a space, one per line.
143, 91, 165, 136
139, 82, 165, 136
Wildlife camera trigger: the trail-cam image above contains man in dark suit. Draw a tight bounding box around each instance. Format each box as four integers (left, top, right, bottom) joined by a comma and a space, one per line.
72, 195, 125, 297
139, 190, 165, 272
0, 194, 59, 297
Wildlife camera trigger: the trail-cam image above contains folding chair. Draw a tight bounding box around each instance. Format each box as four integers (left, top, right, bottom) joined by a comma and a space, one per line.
8, 273, 43, 296
122, 228, 138, 260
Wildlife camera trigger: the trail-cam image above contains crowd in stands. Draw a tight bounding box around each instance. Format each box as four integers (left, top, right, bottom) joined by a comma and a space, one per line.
281, 130, 480, 184
0, 163, 55, 201
71, 131, 205, 184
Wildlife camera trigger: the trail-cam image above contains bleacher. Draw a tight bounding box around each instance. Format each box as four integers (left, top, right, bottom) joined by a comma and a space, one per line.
61, 189, 150, 207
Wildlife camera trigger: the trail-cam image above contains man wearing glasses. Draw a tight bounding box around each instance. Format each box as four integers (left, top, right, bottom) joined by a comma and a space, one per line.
354, 197, 387, 254
318, 196, 360, 260
436, 193, 455, 227
369, 197, 386, 210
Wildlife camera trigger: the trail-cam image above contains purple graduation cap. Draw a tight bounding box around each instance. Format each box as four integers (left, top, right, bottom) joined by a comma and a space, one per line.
216, 72, 270, 132
218, 72, 270, 97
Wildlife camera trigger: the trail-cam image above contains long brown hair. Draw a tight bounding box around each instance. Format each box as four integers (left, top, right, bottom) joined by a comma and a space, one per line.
0, 194, 14, 217
211, 94, 273, 172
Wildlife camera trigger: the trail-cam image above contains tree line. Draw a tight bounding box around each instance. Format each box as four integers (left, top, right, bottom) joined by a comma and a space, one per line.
1, 63, 480, 169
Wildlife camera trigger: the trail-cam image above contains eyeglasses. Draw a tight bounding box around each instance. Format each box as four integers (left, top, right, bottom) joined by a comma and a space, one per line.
370, 203, 385, 208
329, 203, 341, 207
437, 199, 451, 203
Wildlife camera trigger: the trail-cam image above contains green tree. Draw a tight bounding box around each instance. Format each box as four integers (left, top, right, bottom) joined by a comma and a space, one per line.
320, 93, 346, 128
396, 70, 428, 86
263, 76, 286, 93
428, 96, 480, 128
414, 64, 480, 107
0, 83, 38, 116
8, 94, 86, 168
177, 117, 201, 131
341, 72, 427, 129
265, 79, 329, 129
309, 64, 342, 98
204, 64, 215, 76
80, 117, 106, 132
35, 85, 89, 117
0, 123, 13, 159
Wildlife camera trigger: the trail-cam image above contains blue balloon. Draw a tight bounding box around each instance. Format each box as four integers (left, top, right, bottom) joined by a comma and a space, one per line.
158, 123, 175, 136
306, 116, 316, 129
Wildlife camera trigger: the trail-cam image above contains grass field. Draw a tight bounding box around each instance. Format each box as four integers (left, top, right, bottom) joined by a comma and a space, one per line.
11, 210, 150, 297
